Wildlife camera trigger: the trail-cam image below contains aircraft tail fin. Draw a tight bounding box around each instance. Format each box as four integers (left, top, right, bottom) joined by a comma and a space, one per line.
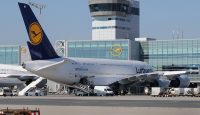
18, 2, 59, 60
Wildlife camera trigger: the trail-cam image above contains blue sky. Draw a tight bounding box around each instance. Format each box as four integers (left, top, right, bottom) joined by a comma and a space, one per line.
0, 0, 200, 45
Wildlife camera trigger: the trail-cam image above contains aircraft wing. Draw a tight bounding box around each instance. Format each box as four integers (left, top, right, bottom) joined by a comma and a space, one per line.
112, 71, 187, 85
6, 74, 38, 81
156, 71, 187, 79
0, 78, 23, 87
0, 71, 38, 81
156, 71, 187, 76
116, 73, 160, 85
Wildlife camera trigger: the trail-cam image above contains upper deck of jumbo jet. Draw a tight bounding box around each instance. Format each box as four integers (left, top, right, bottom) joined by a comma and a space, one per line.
68, 57, 149, 66
23, 57, 152, 71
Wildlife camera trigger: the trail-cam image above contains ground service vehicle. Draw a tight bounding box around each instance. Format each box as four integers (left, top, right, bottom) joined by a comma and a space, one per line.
0, 88, 14, 96
74, 89, 89, 96
12, 90, 18, 96
25, 90, 44, 96
74, 86, 114, 96
94, 86, 114, 96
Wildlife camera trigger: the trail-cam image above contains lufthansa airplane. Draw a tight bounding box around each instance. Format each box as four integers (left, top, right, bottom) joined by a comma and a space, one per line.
18, 3, 190, 93
0, 64, 38, 87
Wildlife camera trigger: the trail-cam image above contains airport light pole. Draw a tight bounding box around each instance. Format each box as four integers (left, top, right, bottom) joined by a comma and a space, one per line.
27, 1, 46, 15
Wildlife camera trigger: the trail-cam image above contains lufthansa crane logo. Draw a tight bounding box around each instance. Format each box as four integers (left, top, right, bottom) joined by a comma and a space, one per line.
110, 44, 123, 56
29, 22, 43, 45
21, 46, 26, 53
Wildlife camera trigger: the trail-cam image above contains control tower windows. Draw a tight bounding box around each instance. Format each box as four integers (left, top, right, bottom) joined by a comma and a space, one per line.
90, 3, 128, 13
89, 3, 139, 16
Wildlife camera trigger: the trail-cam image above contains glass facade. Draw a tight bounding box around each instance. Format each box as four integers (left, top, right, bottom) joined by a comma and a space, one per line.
92, 26, 130, 30
140, 39, 200, 81
89, 3, 139, 15
67, 40, 129, 60
0, 46, 20, 65
57, 39, 200, 82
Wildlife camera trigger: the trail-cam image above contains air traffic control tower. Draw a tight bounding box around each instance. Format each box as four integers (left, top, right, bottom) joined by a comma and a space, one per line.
88, 0, 140, 41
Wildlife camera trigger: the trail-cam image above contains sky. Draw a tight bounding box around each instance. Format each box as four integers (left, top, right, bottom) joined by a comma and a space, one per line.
0, 0, 200, 45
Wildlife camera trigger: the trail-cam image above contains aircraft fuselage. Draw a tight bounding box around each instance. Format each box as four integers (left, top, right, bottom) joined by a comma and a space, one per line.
23, 57, 153, 86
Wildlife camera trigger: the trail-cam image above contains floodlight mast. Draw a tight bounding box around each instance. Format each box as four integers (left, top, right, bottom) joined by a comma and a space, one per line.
27, 1, 46, 15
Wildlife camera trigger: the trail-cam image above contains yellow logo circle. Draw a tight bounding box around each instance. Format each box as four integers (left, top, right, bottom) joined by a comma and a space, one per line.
29, 22, 43, 45
21, 47, 27, 53
110, 44, 123, 56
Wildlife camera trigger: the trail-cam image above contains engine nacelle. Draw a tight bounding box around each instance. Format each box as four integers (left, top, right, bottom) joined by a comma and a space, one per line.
150, 79, 170, 87
169, 75, 190, 88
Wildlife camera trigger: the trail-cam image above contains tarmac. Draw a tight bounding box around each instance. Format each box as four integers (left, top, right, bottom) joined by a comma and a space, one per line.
0, 95, 200, 115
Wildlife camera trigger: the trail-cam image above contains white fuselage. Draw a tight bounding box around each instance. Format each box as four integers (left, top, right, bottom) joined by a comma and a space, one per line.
0, 64, 38, 87
0, 64, 37, 79
23, 57, 153, 86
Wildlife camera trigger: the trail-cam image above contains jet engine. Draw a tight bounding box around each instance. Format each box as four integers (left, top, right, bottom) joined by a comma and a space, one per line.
150, 79, 170, 87
169, 75, 190, 88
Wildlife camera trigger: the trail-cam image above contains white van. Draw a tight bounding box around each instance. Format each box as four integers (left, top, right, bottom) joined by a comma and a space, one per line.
0, 88, 13, 96
94, 86, 114, 96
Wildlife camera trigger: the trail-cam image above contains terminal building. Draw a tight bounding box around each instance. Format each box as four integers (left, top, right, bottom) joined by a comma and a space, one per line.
140, 39, 200, 83
55, 38, 200, 84
0, 45, 30, 65
56, 39, 140, 60
54, 0, 200, 86
0, 46, 20, 65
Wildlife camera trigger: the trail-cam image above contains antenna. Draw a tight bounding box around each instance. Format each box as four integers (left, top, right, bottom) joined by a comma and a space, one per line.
27, 1, 46, 15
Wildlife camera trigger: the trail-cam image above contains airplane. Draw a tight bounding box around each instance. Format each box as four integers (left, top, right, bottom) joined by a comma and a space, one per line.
0, 64, 38, 87
18, 2, 190, 94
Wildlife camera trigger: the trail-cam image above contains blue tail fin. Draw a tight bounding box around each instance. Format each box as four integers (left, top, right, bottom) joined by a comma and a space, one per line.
18, 3, 59, 60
